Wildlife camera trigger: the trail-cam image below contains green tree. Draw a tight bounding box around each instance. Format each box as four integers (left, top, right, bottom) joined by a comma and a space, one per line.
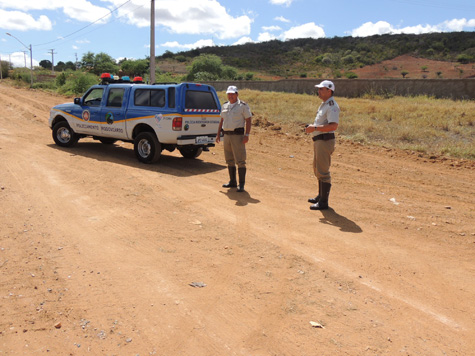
80, 52, 118, 75
94, 52, 118, 75
401, 70, 409, 78
120, 59, 149, 77
186, 54, 223, 81
221, 65, 237, 80
1, 60, 10, 78
39, 60, 52, 70
457, 54, 473, 64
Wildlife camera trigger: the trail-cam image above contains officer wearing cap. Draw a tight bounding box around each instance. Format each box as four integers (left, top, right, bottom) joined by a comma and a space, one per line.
305, 80, 340, 210
216, 85, 252, 192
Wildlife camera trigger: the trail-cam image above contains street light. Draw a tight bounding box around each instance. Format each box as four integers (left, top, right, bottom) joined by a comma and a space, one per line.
6, 32, 33, 86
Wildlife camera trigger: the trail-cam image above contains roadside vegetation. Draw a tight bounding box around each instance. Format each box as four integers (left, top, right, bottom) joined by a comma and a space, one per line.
218, 89, 475, 160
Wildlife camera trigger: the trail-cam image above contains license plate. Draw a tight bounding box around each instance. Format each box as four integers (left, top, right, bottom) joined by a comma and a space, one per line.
195, 136, 208, 144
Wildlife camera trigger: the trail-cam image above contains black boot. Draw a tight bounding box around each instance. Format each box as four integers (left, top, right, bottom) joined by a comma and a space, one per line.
237, 167, 246, 192
308, 180, 322, 204
222, 166, 237, 188
310, 182, 331, 210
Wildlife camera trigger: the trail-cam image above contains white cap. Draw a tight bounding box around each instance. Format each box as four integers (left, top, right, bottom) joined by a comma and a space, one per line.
226, 85, 238, 94
315, 80, 335, 92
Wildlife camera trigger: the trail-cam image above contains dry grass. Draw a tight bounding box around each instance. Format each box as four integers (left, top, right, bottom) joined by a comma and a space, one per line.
219, 90, 475, 160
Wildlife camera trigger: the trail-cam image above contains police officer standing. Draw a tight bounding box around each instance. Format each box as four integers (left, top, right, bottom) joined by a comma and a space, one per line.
216, 86, 252, 192
305, 80, 340, 210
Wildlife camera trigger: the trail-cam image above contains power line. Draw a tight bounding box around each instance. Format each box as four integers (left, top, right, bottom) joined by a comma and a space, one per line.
33, 0, 134, 47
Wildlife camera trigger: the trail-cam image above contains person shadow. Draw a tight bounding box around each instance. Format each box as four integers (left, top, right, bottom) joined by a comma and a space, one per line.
221, 189, 260, 206
318, 208, 363, 233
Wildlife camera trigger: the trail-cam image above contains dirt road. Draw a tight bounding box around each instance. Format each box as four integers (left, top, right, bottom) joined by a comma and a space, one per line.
1, 84, 474, 355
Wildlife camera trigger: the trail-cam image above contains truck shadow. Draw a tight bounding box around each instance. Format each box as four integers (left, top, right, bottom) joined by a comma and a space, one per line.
48, 142, 225, 177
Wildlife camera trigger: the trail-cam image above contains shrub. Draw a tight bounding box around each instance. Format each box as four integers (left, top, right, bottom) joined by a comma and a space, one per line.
57, 72, 98, 96
344, 71, 358, 79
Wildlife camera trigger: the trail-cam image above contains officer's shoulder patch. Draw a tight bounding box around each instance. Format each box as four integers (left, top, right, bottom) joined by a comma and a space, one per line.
240, 101, 248, 106
224, 101, 229, 104
328, 100, 335, 106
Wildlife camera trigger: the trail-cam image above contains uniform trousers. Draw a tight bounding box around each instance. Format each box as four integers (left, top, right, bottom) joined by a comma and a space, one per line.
224, 134, 246, 168
313, 139, 335, 184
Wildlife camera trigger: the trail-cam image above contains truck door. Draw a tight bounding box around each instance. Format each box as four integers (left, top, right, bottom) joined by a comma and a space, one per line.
99, 87, 128, 139
75, 87, 104, 135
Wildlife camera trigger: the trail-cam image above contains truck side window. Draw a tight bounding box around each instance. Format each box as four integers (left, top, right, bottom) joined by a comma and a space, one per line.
168, 87, 175, 108
185, 91, 218, 110
135, 90, 149, 106
107, 88, 125, 107
151, 90, 165, 107
83, 88, 104, 106
134, 89, 165, 107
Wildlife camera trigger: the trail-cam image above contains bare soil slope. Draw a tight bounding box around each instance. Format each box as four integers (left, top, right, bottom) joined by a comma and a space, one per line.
0, 84, 474, 355
353, 54, 475, 79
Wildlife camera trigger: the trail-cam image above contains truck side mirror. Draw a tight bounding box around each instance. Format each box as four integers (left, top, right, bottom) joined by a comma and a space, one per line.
74, 98, 81, 105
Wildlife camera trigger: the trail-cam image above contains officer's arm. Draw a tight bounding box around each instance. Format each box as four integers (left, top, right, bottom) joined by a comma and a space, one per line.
315, 122, 338, 132
216, 117, 224, 143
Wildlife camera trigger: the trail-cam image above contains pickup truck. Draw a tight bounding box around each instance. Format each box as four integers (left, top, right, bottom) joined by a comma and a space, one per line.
49, 76, 221, 163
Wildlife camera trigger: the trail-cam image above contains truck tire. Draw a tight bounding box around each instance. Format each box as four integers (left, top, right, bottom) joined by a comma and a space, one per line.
52, 121, 79, 147
178, 146, 203, 159
134, 132, 161, 163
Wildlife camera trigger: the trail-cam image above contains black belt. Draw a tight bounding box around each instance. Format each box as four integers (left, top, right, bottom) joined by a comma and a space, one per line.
312, 133, 335, 141
222, 127, 245, 135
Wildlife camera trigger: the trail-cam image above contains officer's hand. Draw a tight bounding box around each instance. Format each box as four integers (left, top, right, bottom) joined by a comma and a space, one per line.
242, 135, 249, 144
305, 125, 315, 134
216, 135, 220, 143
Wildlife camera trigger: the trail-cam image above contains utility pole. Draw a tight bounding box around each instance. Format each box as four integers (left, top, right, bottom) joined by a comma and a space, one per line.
75, 53, 79, 70
6, 33, 33, 86
49, 49, 57, 74
150, 0, 156, 83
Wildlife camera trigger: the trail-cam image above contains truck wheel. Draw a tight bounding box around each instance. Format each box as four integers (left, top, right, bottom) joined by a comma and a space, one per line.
52, 121, 79, 147
134, 132, 161, 163
99, 138, 117, 145
178, 146, 203, 159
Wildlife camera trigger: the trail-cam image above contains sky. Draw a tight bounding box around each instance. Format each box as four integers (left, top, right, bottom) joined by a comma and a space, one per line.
1, 0, 474, 68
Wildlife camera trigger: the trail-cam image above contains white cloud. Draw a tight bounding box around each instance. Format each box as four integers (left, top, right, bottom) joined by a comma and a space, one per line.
116, 0, 252, 40
275, 16, 290, 23
3, 51, 39, 68
258, 32, 277, 42
350, 18, 475, 37
233, 37, 254, 45
283, 22, 325, 40
0, 9, 52, 31
439, 18, 475, 31
0, 0, 64, 10
262, 25, 281, 31
0, 0, 111, 25
161, 39, 215, 50
62, 0, 111, 23
269, 0, 293, 7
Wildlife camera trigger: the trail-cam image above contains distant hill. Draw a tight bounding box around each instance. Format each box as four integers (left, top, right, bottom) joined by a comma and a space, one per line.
157, 32, 475, 80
